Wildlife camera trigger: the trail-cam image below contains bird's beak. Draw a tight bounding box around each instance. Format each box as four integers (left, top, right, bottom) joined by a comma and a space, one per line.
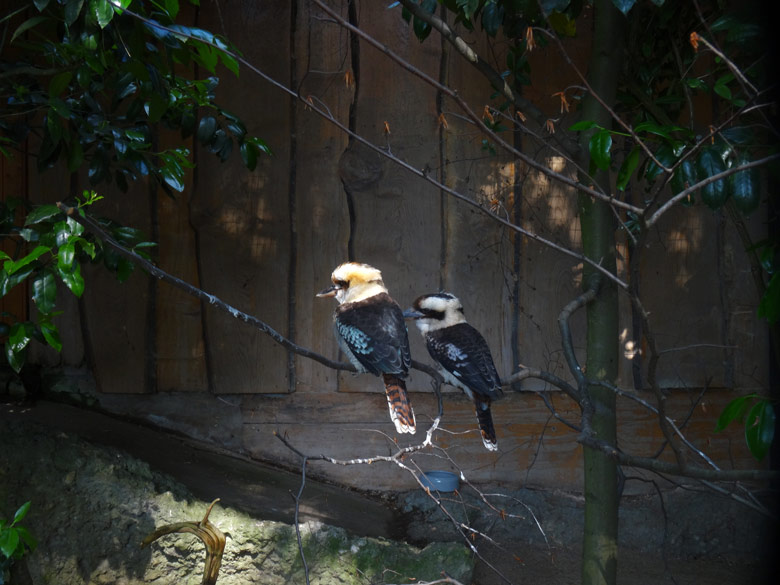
316, 285, 338, 298
403, 308, 424, 320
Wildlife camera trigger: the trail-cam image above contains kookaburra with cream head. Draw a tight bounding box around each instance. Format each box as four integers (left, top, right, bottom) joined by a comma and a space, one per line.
405, 293, 502, 450
317, 262, 416, 434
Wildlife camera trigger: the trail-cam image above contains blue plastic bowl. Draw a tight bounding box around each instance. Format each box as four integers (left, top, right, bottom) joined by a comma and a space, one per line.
420, 471, 459, 492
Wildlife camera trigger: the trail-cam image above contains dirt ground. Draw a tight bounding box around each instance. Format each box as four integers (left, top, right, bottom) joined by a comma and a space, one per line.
471, 544, 771, 585
1, 401, 775, 585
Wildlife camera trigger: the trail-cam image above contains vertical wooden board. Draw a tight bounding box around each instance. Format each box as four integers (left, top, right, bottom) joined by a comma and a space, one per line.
723, 207, 769, 390
0, 145, 29, 331
73, 180, 151, 394
638, 206, 728, 388
153, 0, 207, 391
335, 3, 443, 394
292, 2, 352, 394
156, 132, 208, 392
189, 1, 292, 394
437, 30, 520, 387
27, 287, 84, 368
24, 160, 88, 369
516, 166, 584, 389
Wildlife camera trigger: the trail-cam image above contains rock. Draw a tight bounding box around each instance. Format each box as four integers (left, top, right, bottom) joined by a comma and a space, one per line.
0, 417, 473, 585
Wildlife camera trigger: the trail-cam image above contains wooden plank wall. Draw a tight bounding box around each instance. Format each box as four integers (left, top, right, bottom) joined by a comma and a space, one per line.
11, 1, 768, 492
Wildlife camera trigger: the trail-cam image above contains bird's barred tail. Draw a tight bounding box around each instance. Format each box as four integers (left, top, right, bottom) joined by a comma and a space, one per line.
382, 374, 416, 434
474, 399, 498, 451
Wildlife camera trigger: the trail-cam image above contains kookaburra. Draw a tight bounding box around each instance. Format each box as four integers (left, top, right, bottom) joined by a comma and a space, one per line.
317, 262, 416, 434
404, 293, 502, 450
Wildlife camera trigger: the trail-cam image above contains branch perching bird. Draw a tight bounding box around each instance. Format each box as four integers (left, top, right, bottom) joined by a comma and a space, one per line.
405, 293, 502, 450
317, 262, 416, 434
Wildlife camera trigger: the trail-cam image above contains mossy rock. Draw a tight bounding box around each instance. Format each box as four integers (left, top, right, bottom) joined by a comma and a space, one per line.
0, 417, 473, 585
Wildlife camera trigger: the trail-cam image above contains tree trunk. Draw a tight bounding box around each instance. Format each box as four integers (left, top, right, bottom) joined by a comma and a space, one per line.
577, 2, 624, 584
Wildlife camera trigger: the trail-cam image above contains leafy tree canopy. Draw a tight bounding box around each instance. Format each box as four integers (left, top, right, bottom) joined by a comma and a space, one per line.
0, 0, 268, 370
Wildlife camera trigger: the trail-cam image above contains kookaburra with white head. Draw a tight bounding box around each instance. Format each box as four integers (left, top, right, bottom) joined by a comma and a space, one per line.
405, 293, 502, 450
317, 262, 416, 434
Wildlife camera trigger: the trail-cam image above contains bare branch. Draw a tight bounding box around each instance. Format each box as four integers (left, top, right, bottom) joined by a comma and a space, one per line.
122, 5, 631, 290
57, 203, 353, 372
395, 0, 580, 159
309, 0, 644, 218
578, 434, 779, 482
290, 457, 310, 585
536, 27, 670, 175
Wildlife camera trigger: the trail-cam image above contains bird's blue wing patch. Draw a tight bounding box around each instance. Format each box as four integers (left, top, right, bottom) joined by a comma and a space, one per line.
337, 322, 373, 355
333, 293, 411, 376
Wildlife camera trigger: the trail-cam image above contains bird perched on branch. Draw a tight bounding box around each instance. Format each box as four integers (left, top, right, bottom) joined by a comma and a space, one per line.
317, 262, 416, 434
404, 293, 502, 450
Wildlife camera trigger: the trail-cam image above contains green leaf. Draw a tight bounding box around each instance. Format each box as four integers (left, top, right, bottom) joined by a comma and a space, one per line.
713, 82, 732, 100
10, 15, 48, 44
413, 0, 437, 41
728, 158, 759, 216
548, 10, 576, 36
145, 94, 168, 123
89, 0, 114, 28
164, 0, 180, 20
58, 241, 76, 271
744, 400, 775, 461
4, 340, 26, 373
697, 147, 727, 209
616, 147, 640, 190
589, 128, 612, 171
4, 246, 50, 275
456, 0, 481, 20
32, 270, 57, 314
67, 140, 84, 173
0, 525, 20, 558
67, 217, 84, 237
116, 258, 135, 283
758, 272, 780, 324
57, 261, 85, 297
721, 126, 754, 144
197, 116, 217, 143
12, 502, 31, 526
8, 322, 31, 354
569, 120, 599, 132
25, 205, 62, 225
240, 142, 258, 171
41, 320, 62, 352
0, 266, 34, 297
161, 168, 185, 192
218, 51, 240, 77
49, 72, 73, 97
49, 97, 72, 119
64, 0, 85, 27
245, 136, 272, 156
481, 1, 504, 37
611, 0, 637, 15
634, 121, 687, 139
715, 393, 755, 432
196, 43, 219, 73
15, 525, 37, 551
686, 77, 707, 91
670, 158, 698, 202
109, 0, 132, 14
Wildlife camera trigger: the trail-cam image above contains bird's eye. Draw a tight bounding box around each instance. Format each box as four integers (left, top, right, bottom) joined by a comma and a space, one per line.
335, 279, 348, 288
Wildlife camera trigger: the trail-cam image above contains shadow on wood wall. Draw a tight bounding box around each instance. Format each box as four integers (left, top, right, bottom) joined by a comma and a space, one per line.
3, 1, 765, 491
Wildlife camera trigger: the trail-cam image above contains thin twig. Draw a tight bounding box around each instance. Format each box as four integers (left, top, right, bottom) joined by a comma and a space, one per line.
291, 456, 310, 585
